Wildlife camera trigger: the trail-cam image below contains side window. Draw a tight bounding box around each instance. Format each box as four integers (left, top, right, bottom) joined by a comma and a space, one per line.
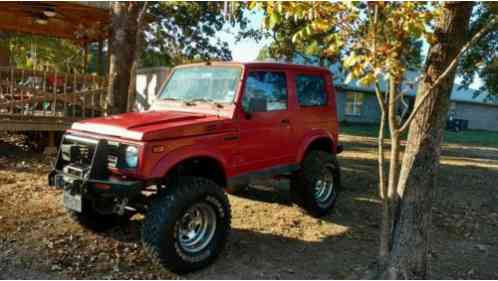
296, 74, 327, 107
242, 71, 288, 112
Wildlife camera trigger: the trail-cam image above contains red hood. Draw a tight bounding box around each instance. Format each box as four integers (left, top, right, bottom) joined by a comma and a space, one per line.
71, 110, 228, 141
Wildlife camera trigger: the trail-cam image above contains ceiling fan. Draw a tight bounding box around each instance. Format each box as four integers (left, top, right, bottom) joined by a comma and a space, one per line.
11, 2, 65, 25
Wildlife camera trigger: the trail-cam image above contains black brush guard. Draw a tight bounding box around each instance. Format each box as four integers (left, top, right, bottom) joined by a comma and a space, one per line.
48, 134, 143, 199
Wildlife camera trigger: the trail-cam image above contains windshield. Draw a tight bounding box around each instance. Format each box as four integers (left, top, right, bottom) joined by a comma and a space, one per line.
159, 66, 242, 104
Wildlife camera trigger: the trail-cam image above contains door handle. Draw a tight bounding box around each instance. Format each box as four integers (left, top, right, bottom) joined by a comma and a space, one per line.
281, 118, 290, 124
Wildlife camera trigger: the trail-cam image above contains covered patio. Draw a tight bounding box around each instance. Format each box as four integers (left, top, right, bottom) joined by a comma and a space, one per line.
0, 1, 110, 132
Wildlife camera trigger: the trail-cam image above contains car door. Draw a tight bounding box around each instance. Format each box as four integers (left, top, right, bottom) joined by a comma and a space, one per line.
236, 70, 292, 173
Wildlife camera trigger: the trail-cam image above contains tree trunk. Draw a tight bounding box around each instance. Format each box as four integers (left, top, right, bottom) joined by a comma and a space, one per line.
106, 2, 143, 115
379, 77, 403, 268
127, 3, 148, 112
385, 3, 474, 279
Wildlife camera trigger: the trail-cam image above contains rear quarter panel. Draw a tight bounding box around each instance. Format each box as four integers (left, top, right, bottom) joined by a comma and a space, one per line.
288, 69, 339, 163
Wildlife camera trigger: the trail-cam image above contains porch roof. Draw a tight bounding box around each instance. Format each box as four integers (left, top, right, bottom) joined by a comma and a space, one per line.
0, 1, 110, 44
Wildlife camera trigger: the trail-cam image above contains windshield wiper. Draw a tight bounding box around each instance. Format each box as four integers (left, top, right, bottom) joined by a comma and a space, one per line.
186, 98, 224, 108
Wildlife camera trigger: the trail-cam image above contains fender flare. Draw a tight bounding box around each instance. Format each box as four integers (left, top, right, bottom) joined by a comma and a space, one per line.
296, 130, 337, 164
150, 144, 229, 180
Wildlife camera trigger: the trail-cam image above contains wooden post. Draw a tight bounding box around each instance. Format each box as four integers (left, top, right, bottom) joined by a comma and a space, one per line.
53, 70, 57, 116
9, 66, 14, 114
43, 131, 58, 155
73, 72, 77, 117
82, 74, 86, 119
42, 67, 47, 116
20, 69, 24, 114
0, 69, 3, 114
97, 39, 104, 75
83, 44, 89, 73
48, 131, 55, 147
91, 75, 95, 117
63, 73, 67, 118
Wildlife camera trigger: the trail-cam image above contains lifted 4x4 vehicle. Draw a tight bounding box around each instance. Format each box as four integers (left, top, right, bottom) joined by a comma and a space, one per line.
49, 62, 343, 273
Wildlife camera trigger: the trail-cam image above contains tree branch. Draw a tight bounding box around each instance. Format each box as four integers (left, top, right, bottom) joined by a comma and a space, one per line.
399, 15, 498, 133
374, 81, 386, 113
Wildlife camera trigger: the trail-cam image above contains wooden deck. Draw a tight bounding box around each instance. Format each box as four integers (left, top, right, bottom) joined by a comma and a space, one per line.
0, 67, 106, 131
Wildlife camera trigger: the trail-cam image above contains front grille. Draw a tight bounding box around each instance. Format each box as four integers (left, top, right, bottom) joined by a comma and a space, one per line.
63, 163, 90, 178
56, 134, 112, 182
60, 135, 98, 167
106, 141, 122, 169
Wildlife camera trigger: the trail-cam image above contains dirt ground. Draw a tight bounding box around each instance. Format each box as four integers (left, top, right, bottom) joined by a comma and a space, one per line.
1, 133, 497, 279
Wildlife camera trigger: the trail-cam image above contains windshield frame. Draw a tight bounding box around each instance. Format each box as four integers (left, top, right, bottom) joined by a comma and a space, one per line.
157, 63, 244, 105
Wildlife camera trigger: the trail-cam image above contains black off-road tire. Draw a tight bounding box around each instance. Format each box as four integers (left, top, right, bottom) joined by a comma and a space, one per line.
141, 177, 231, 274
225, 184, 246, 195
67, 198, 133, 232
290, 150, 341, 217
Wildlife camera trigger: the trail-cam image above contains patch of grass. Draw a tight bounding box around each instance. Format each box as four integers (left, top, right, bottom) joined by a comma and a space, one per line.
443, 130, 498, 147
340, 123, 383, 138
340, 123, 498, 147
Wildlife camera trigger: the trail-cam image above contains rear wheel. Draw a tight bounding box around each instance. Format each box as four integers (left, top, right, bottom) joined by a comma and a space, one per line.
142, 177, 231, 273
291, 150, 341, 217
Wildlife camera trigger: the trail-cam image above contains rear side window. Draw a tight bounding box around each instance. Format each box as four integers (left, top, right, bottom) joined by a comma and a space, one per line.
243, 71, 288, 112
296, 74, 327, 107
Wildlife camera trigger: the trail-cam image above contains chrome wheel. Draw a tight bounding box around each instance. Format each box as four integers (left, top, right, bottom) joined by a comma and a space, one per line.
176, 202, 217, 254
314, 166, 336, 208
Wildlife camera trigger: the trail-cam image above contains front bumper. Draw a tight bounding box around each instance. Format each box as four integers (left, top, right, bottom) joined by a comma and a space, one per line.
49, 170, 143, 198
48, 134, 144, 200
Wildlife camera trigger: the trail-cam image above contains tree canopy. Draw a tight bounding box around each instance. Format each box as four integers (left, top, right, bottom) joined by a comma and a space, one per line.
7, 35, 85, 73
142, 2, 247, 67
459, 3, 498, 99
253, 2, 429, 85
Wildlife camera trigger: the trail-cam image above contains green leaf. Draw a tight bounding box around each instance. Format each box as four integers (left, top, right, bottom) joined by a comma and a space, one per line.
269, 12, 281, 29
305, 41, 320, 55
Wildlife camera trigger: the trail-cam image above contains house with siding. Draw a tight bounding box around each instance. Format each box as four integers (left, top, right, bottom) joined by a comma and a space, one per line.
333, 71, 498, 132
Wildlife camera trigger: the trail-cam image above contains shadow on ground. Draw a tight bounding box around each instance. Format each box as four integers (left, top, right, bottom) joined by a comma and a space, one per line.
1, 135, 497, 279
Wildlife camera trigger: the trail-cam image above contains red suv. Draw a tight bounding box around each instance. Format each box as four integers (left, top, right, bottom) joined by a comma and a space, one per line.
49, 62, 342, 273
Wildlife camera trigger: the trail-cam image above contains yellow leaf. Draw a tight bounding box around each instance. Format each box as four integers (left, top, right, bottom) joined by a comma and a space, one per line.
358, 74, 375, 86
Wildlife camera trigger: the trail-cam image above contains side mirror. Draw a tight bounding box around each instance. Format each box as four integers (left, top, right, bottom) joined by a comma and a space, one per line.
242, 90, 267, 119
248, 96, 267, 113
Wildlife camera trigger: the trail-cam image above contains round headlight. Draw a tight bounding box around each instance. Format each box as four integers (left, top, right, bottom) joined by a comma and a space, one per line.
125, 146, 139, 168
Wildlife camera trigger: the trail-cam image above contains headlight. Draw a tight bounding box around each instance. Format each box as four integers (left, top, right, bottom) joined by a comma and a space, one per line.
125, 146, 139, 168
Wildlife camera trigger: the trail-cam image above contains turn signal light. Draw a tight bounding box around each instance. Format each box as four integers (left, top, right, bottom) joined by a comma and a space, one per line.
152, 145, 165, 153
95, 183, 111, 190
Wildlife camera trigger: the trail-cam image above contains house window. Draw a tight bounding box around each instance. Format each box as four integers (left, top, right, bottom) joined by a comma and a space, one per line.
449, 102, 457, 112
345, 92, 364, 116
448, 102, 457, 120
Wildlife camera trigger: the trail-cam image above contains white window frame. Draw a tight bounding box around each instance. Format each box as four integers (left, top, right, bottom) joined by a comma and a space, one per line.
345, 92, 364, 116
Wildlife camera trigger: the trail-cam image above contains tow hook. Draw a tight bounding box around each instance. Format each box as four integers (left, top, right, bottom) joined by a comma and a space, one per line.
113, 198, 129, 215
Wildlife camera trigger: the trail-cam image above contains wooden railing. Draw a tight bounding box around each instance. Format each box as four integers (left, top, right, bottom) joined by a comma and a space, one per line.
0, 67, 107, 121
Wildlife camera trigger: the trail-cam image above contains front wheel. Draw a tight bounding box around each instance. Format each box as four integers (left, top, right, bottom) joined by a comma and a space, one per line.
291, 150, 341, 217
141, 177, 231, 273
